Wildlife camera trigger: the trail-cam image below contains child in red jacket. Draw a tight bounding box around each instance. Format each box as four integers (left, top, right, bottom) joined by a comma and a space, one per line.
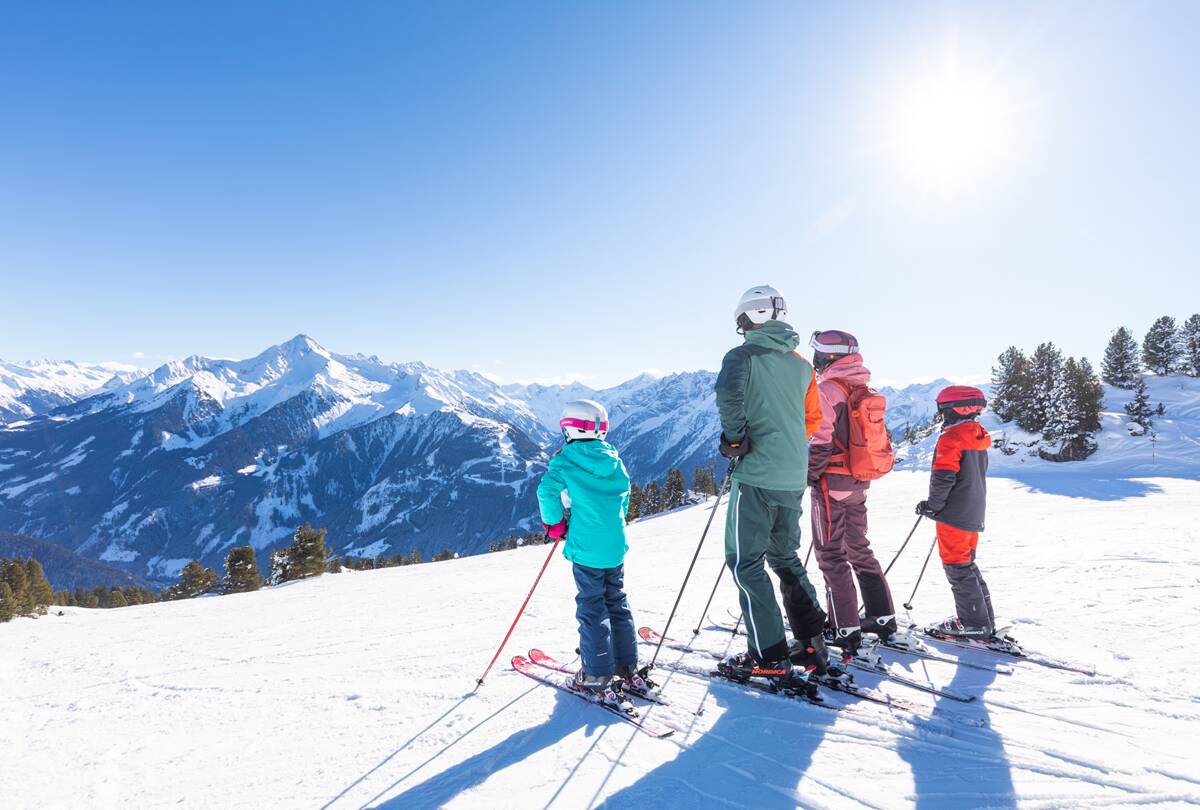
915, 386, 996, 640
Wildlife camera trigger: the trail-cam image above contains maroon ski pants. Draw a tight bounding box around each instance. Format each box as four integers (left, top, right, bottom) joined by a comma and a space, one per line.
810, 487, 895, 632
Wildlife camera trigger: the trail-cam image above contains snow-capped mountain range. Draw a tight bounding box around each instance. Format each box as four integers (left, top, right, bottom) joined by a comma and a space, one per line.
0, 359, 142, 423
2, 335, 1194, 583
0, 337, 733, 581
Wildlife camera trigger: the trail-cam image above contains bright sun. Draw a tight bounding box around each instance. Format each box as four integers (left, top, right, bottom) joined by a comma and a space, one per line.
882, 50, 1025, 199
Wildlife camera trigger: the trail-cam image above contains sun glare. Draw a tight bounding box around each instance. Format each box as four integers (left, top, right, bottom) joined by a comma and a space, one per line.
881, 48, 1026, 200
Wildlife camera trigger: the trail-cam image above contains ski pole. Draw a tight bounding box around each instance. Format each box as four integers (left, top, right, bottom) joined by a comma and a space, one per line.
650, 458, 737, 669
804, 539, 814, 567
902, 534, 938, 612
691, 561, 727, 636
883, 515, 923, 577
473, 536, 561, 691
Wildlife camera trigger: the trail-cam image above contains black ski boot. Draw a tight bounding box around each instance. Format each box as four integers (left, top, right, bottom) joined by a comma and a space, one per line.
720, 651, 813, 693
826, 628, 863, 663
929, 616, 993, 641
788, 636, 831, 677
860, 615, 898, 643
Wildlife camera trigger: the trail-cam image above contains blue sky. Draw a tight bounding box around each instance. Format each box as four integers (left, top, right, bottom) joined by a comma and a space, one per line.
2, 2, 1197, 387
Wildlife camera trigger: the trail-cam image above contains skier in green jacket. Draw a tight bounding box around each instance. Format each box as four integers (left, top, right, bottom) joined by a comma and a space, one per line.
716, 285, 830, 688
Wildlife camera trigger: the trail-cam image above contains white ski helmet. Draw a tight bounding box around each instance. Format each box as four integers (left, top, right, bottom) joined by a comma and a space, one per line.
559, 399, 609, 441
734, 285, 788, 333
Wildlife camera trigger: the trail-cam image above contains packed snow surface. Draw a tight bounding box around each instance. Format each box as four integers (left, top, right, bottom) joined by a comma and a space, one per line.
3, 473, 1199, 808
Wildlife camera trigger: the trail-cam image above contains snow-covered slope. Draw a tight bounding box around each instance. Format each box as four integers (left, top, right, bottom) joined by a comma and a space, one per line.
3, 472, 1197, 808
0, 359, 142, 423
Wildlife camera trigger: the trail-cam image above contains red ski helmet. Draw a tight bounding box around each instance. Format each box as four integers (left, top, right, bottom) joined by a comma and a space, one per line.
936, 385, 987, 416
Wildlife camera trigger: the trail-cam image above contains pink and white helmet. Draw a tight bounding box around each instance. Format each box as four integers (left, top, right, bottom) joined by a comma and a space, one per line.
560, 399, 609, 441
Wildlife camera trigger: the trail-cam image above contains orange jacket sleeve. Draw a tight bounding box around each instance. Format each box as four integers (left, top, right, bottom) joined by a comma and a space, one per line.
805, 371, 822, 440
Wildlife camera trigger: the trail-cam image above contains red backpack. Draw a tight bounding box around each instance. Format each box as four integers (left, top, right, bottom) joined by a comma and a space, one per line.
830, 381, 894, 481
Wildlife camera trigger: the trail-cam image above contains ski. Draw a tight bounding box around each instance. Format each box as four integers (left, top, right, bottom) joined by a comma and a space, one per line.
527, 649, 670, 706
651, 655, 846, 712
700, 618, 980, 698
912, 625, 1097, 676
876, 633, 1014, 675
638, 626, 943, 719
837, 645, 975, 702
511, 655, 675, 738
712, 609, 1011, 675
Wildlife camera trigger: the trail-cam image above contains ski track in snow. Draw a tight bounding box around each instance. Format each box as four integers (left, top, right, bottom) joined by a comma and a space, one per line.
2, 472, 1200, 809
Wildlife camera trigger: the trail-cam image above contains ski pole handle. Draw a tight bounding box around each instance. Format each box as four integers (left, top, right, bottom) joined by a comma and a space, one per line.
473, 537, 561, 691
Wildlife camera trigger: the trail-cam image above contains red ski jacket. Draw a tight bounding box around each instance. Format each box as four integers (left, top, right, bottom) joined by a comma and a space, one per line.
927, 420, 991, 532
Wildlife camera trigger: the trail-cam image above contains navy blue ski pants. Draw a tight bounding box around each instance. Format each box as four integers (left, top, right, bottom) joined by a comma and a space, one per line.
573, 563, 637, 678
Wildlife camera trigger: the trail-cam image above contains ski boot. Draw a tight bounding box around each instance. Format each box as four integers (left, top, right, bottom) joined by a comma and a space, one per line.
788, 635, 832, 677
859, 614, 898, 643
616, 663, 660, 699
928, 616, 993, 641
826, 627, 863, 664
572, 670, 634, 712
719, 651, 814, 695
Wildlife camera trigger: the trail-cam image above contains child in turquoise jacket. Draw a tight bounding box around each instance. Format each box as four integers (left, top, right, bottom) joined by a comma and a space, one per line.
537, 399, 642, 704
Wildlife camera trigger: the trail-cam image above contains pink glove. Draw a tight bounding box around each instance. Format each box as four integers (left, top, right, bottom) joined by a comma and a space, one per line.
544, 520, 567, 540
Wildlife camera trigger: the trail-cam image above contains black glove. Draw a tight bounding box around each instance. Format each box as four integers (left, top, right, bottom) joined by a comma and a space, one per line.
915, 500, 939, 518
719, 433, 751, 460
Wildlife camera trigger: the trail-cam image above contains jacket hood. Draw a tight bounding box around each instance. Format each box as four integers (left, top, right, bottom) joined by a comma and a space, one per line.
561, 440, 623, 478
819, 354, 871, 386
744, 320, 800, 353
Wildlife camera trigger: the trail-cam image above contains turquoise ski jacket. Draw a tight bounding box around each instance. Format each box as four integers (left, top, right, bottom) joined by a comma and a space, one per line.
536, 439, 632, 570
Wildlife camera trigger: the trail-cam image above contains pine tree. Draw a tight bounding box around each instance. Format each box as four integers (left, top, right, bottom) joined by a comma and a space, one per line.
663, 468, 687, 510
1142, 316, 1182, 375
1181, 314, 1200, 377
24, 559, 54, 611
1025, 342, 1064, 432
268, 549, 291, 585
642, 480, 663, 516
626, 482, 642, 523
165, 560, 219, 600
108, 588, 128, 608
691, 467, 717, 497
2, 559, 31, 615
285, 523, 328, 580
1101, 327, 1141, 388
990, 347, 1033, 423
1124, 377, 1154, 434
1071, 358, 1106, 435
433, 548, 454, 562
0, 581, 14, 622
223, 546, 264, 594
326, 554, 342, 574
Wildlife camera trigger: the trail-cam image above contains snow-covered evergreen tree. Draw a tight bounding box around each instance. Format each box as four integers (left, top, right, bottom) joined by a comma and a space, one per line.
691, 466, 717, 497
1101, 327, 1140, 388
626, 482, 642, 523
1124, 377, 1155, 434
1181, 313, 1200, 377
663, 468, 686, 510
1025, 342, 1064, 432
990, 346, 1032, 422
642, 480, 663, 516
223, 546, 264, 593
1142, 316, 1181, 375
1042, 357, 1103, 460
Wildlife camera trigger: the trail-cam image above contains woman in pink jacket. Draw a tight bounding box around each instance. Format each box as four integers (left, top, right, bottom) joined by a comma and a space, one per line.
806, 330, 897, 661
